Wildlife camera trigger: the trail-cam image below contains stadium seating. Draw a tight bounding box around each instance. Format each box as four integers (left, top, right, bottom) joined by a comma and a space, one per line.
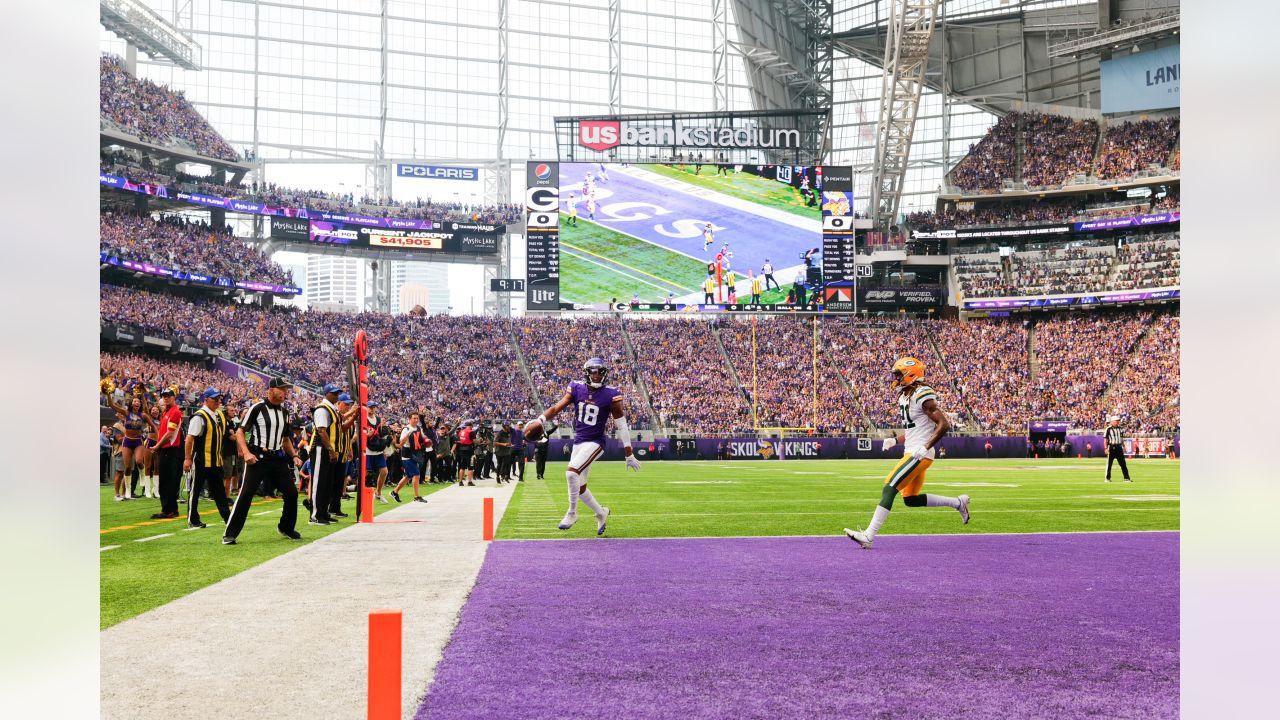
513, 316, 651, 428
100, 211, 295, 287
948, 111, 1179, 192
954, 234, 1179, 299
100, 55, 240, 162
100, 284, 1178, 435
100, 350, 316, 418
101, 152, 524, 227
1021, 113, 1099, 188
950, 114, 1019, 193
1097, 117, 1180, 180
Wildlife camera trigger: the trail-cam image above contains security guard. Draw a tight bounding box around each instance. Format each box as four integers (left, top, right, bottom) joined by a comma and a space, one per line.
305, 383, 342, 525
329, 392, 357, 519
1104, 415, 1132, 483
183, 388, 233, 528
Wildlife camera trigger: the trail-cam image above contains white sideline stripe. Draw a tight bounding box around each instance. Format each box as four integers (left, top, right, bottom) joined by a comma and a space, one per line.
253, 510, 274, 516
135, 533, 174, 543
101, 545, 120, 552
182, 526, 204, 531
503, 528, 1180, 542
584, 508, 1176, 518
559, 246, 674, 292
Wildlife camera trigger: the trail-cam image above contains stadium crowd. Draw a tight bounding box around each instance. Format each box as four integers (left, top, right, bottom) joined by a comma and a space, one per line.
954, 234, 1180, 298
1021, 114, 1099, 188
514, 316, 651, 428
1105, 313, 1180, 433
626, 318, 749, 433
929, 319, 1031, 435
100, 151, 523, 226
100, 55, 240, 162
99, 285, 536, 426
100, 211, 296, 287
1097, 117, 1180, 180
99, 285, 1177, 435
950, 114, 1019, 193
1031, 312, 1151, 427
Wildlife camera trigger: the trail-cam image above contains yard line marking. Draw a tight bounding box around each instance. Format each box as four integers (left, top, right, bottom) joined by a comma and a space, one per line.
100, 545, 120, 552
135, 533, 174, 543
254, 510, 274, 516
101, 497, 280, 535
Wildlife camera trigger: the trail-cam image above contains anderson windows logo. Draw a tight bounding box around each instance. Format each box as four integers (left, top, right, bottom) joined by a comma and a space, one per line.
578, 119, 799, 151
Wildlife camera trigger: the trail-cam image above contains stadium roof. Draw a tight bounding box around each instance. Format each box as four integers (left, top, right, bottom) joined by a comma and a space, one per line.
832, 0, 1179, 116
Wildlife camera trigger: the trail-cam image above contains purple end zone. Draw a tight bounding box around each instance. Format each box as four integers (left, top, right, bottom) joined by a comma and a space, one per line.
418, 533, 1177, 719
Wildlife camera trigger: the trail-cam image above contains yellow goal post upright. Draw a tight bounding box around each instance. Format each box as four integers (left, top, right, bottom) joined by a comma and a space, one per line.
749, 314, 819, 442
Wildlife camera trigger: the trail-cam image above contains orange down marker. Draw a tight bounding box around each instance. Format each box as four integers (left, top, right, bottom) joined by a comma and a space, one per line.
483, 497, 494, 541
367, 610, 402, 720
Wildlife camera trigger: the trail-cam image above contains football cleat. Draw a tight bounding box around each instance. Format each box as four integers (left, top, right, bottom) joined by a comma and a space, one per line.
557, 512, 578, 530
957, 495, 970, 524
844, 527, 873, 549
596, 507, 610, 536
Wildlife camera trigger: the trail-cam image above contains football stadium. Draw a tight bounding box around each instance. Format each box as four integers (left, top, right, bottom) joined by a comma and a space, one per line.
89, 1, 1187, 717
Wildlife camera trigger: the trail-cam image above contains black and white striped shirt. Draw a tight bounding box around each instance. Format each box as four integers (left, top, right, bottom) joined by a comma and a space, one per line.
243, 401, 290, 452
1105, 426, 1124, 448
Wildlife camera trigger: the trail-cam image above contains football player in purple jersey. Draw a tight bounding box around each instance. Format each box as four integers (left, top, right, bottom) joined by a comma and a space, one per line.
526, 357, 641, 535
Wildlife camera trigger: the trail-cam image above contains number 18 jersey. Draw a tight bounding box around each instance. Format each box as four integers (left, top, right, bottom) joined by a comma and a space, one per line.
568, 381, 621, 444
898, 385, 940, 460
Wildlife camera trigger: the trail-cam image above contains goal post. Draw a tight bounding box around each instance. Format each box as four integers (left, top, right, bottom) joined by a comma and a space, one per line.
749, 315, 821, 436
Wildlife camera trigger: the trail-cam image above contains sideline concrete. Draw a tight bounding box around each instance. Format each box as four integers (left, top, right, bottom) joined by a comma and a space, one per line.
101, 481, 517, 720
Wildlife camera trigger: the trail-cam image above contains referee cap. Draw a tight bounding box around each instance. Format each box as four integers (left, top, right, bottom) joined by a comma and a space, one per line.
269, 377, 294, 390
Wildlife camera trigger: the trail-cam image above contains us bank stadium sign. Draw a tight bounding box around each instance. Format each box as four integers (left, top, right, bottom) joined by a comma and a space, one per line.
555, 110, 827, 163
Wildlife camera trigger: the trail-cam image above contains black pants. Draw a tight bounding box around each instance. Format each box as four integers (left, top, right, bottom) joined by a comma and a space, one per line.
764, 273, 779, 290
497, 455, 512, 480
189, 465, 231, 526
794, 284, 806, 305
1106, 446, 1130, 480
100, 450, 111, 484
310, 447, 335, 521
535, 444, 548, 478
514, 453, 524, 480
327, 455, 348, 515
157, 447, 184, 515
224, 456, 298, 539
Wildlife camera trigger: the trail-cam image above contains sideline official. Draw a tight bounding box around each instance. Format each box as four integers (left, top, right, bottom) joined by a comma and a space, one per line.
183, 388, 233, 528
222, 378, 304, 545
1104, 415, 1132, 483
305, 383, 342, 525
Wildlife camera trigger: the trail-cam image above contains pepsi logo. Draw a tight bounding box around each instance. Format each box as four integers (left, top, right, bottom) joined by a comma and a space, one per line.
534, 164, 552, 181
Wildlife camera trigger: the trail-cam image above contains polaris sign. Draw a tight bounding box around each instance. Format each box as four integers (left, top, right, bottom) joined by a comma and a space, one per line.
396, 164, 479, 181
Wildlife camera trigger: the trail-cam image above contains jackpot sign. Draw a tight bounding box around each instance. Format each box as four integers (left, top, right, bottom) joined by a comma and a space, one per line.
578, 119, 800, 152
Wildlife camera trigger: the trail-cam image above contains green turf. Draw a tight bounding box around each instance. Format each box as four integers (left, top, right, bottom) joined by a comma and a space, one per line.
99, 481, 448, 628
559, 211, 708, 303
496, 458, 1179, 540
640, 164, 821, 220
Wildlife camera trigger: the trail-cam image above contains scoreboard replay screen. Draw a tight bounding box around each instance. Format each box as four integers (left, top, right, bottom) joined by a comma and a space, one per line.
523, 161, 855, 312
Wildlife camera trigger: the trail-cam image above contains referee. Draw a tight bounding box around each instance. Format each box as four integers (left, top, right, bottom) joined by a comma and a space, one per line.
183, 388, 233, 529
222, 378, 304, 545
1104, 415, 1132, 483
304, 383, 342, 525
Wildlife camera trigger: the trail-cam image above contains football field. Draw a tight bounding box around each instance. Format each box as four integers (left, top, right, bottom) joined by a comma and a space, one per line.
420, 457, 1179, 719
497, 457, 1180, 539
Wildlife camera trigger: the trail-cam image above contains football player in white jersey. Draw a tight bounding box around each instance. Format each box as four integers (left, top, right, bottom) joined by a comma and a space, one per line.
845, 357, 970, 549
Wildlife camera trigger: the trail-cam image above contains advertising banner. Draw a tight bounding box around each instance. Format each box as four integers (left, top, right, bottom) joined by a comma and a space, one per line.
963, 287, 1178, 310
1073, 212, 1180, 232
270, 216, 310, 242
101, 253, 300, 295
821, 166, 856, 311
525, 161, 561, 310
212, 356, 275, 387
100, 173, 506, 234
858, 286, 944, 308
1101, 44, 1180, 114
395, 164, 479, 181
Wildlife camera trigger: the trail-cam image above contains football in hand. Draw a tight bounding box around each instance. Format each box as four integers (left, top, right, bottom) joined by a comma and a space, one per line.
523, 420, 544, 441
